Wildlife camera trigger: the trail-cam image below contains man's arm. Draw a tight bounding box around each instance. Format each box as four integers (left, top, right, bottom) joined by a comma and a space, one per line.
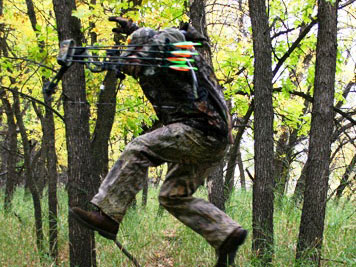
108, 17, 140, 35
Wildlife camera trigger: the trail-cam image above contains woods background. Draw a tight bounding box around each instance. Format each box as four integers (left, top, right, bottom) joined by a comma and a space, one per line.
0, 0, 355, 266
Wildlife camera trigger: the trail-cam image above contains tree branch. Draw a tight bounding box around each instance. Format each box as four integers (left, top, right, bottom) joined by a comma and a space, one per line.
0, 86, 64, 121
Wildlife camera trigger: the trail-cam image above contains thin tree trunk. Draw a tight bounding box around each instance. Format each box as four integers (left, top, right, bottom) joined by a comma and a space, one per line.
236, 144, 246, 190
0, 0, 18, 212
90, 71, 120, 190
25, 0, 59, 260
13, 91, 44, 252
225, 104, 253, 196
207, 158, 225, 211
274, 127, 289, 196
296, 0, 338, 264
1, 97, 17, 211
248, 0, 275, 263
335, 154, 355, 199
44, 97, 59, 262
142, 169, 149, 207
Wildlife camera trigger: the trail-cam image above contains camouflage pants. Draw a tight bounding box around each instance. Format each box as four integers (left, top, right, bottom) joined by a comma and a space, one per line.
91, 122, 240, 249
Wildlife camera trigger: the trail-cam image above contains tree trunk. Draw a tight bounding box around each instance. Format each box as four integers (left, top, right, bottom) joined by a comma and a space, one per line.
90, 71, 120, 190
273, 126, 290, 196
1, 97, 17, 211
225, 104, 253, 196
296, 0, 338, 264
52, 0, 96, 265
248, 0, 275, 262
44, 97, 59, 262
0, 0, 18, 212
294, 159, 308, 203
142, 169, 149, 207
188, 0, 213, 66
13, 91, 44, 252
207, 159, 225, 211
25, 0, 59, 260
335, 154, 355, 199
236, 145, 246, 190
33, 100, 60, 261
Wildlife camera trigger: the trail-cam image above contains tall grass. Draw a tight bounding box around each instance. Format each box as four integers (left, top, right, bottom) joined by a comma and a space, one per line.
0, 187, 354, 266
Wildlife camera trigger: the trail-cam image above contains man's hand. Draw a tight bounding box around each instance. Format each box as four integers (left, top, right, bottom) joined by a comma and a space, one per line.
179, 22, 208, 42
108, 17, 139, 35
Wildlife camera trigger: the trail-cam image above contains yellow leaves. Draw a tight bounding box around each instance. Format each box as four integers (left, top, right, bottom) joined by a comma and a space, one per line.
91, 27, 100, 34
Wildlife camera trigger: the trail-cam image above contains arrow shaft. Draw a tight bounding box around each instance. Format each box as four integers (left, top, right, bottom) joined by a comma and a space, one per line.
67, 59, 197, 70
73, 54, 194, 63
72, 41, 201, 49
71, 47, 197, 57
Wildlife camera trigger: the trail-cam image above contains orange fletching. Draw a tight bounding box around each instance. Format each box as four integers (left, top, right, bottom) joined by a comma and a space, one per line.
167, 57, 186, 62
169, 66, 190, 71
175, 44, 194, 49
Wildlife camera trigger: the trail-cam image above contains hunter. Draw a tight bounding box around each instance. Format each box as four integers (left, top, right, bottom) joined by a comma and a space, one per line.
70, 17, 247, 267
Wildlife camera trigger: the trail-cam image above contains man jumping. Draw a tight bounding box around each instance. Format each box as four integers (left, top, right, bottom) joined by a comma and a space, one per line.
70, 17, 247, 267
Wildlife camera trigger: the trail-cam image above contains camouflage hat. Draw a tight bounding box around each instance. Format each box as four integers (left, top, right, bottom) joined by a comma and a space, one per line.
151, 27, 186, 45
127, 27, 157, 45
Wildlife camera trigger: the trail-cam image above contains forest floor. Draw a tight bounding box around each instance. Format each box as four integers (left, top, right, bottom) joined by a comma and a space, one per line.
0, 187, 354, 266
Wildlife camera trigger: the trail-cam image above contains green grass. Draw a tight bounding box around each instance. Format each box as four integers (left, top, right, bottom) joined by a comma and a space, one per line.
0, 187, 354, 266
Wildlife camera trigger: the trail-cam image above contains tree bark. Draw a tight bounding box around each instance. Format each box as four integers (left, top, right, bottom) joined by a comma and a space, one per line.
142, 169, 149, 207
1, 97, 18, 211
236, 144, 246, 190
248, 0, 275, 263
13, 91, 44, 252
273, 126, 290, 196
25, 0, 59, 260
335, 154, 355, 198
0, 0, 18, 212
44, 97, 59, 262
52, 0, 96, 265
296, 0, 338, 264
188, 0, 213, 66
207, 158, 225, 211
90, 71, 120, 190
225, 103, 253, 196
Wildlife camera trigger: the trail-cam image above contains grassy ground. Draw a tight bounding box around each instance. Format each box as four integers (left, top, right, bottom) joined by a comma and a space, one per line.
0, 187, 354, 266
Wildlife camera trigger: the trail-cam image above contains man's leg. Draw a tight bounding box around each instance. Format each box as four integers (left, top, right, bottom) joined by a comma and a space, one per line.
158, 162, 247, 266
71, 136, 158, 239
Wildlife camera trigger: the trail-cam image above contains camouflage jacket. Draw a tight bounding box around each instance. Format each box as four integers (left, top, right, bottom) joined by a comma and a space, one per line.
121, 27, 232, 141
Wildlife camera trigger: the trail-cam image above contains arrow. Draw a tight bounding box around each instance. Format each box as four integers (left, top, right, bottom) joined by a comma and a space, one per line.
169, 65, 197, 71
72, 54, 195, 63
72, 41, 201, 49
66, 59, 197, 71
172, 41, 202, 49
70, 47, 198, 58
166, 57, 195, 64
170, 51, 199, 57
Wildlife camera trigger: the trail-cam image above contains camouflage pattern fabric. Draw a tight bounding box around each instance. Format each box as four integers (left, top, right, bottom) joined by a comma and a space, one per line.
121, 27, 231, 140
91, 123, 240, 248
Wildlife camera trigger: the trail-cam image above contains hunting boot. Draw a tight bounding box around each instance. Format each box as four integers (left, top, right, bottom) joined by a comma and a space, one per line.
70, 207, 119, 240
215, 227, 248, 267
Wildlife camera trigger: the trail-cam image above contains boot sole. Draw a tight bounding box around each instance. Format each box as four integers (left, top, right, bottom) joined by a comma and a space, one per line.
69, 208, 117, 240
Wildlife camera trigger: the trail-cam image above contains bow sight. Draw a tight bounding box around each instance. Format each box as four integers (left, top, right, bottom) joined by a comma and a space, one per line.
43, 39, 200, 98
